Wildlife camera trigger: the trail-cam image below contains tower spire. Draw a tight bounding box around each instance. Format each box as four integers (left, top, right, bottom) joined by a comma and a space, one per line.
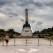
25, 9, 28, 24
23, 9, 30, 28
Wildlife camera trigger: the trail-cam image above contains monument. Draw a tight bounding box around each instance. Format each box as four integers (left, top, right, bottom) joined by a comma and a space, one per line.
21, 9, 32, 37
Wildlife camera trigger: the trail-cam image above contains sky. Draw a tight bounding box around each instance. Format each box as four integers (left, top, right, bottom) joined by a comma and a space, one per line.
0, 0, 53, 33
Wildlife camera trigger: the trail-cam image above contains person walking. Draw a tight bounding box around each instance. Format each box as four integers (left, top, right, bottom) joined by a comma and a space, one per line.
5, 34, 9, 46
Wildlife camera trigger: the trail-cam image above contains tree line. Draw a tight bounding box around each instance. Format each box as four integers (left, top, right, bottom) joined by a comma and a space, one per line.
33, 27, 53, 38
0, 27, 53, 38
0, 29, 20, 38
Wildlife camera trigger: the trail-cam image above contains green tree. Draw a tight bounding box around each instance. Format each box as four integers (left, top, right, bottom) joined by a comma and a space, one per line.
0, 29, 5, 37
6, 29, 15, 38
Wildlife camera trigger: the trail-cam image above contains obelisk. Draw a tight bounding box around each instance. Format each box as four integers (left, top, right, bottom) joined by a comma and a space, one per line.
21, 9, 32, 37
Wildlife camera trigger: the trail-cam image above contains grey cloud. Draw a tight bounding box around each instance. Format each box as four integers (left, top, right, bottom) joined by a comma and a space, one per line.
37, 15, 53, 21
0, 0, 53, 8
16, 0, 53, 8
0, 1, 6, 6
0, 0, 53, 32
8, 12, 18, 17
36, 21, 43, 25
0, 0, 13, 6
0, 0, 53, 9
45, 2, 53, 7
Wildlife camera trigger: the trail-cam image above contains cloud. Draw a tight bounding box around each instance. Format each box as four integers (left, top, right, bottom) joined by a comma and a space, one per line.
0, 12, 8, 21
36, 21, 43, 25
0, 0, 53, 32
0, 0, 13, 6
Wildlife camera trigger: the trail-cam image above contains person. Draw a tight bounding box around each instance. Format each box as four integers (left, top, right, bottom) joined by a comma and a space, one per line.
5, 35, 9, 46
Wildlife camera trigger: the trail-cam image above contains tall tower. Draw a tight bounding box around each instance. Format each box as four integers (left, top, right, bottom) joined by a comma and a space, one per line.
25, 9, 28, 22
21, 9, 32, 37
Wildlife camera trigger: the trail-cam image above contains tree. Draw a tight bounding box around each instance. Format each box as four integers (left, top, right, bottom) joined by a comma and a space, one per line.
6, 29, 15, 38
0, 29, 5, 37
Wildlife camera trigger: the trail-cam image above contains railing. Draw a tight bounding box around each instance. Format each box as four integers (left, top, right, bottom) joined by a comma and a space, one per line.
0, 38, 53, 46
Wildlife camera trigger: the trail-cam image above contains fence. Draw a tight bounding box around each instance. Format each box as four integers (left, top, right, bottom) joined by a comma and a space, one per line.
0, 38, 53, 46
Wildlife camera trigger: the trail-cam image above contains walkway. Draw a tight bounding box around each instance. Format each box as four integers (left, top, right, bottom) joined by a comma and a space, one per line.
0, 38, 53, 53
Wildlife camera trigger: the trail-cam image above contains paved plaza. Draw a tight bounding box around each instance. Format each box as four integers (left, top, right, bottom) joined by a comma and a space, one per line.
0, 38, 53, 53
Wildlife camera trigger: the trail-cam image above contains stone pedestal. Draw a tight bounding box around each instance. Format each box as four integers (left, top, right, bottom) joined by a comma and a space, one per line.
21, 27, 32, 37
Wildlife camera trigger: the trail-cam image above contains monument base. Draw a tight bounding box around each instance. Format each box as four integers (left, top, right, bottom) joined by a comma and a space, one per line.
21, 36, 32, 38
